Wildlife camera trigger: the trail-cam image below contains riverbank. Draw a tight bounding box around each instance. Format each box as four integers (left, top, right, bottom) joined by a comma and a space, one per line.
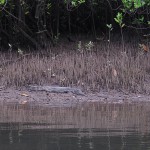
0, 38, 150, 104
0, 39, 150, 94
0, 86, 150, 108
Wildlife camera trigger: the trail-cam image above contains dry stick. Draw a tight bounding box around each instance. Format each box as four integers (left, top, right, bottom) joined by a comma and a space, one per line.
121, 27, 125, 51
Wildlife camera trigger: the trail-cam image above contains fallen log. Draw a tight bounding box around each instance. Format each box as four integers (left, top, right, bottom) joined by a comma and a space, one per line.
27, 85, 85, 96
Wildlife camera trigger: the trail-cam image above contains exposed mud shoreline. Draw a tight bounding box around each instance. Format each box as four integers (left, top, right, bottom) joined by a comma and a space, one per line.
0, 86, 150, 107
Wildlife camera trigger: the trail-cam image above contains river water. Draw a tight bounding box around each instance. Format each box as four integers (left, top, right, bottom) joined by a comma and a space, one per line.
0, 101, 150, 150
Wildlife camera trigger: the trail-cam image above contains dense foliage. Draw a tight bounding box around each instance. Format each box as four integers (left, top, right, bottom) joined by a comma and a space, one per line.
0, 0, 149, 50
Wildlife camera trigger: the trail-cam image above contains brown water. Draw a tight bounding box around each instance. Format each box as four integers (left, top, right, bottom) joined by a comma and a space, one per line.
0, 101, 150, 150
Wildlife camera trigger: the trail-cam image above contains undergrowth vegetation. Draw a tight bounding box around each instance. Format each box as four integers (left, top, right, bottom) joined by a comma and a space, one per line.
0, 40, 149, 94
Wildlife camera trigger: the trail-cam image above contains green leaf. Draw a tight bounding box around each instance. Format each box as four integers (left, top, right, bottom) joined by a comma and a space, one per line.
0, 0, 5, 5
132, 16, 145, 25
114, 12, 123, 26
139, 16, 144, 22
121, 24, 125, 28
106, 24, 112, 29
25, 11, 29, 15
134, 0, 145, 8
114, 18, 119, 23
71, 1, 76, 6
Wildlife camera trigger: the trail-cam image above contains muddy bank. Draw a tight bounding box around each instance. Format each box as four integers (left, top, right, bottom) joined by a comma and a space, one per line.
0, 86, 150, 107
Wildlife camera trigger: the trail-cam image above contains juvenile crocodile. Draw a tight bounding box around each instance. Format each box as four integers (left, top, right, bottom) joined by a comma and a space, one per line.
27, 85, 85, 96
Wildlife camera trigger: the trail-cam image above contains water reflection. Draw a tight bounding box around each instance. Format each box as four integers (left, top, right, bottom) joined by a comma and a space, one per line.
0, 101, 150, 150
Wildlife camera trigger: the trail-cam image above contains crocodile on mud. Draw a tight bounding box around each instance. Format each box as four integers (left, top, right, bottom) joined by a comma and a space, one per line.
27, 85, 85, 96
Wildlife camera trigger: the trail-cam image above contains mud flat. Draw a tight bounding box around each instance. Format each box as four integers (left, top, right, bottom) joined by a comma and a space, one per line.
0, 86, 150, 107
